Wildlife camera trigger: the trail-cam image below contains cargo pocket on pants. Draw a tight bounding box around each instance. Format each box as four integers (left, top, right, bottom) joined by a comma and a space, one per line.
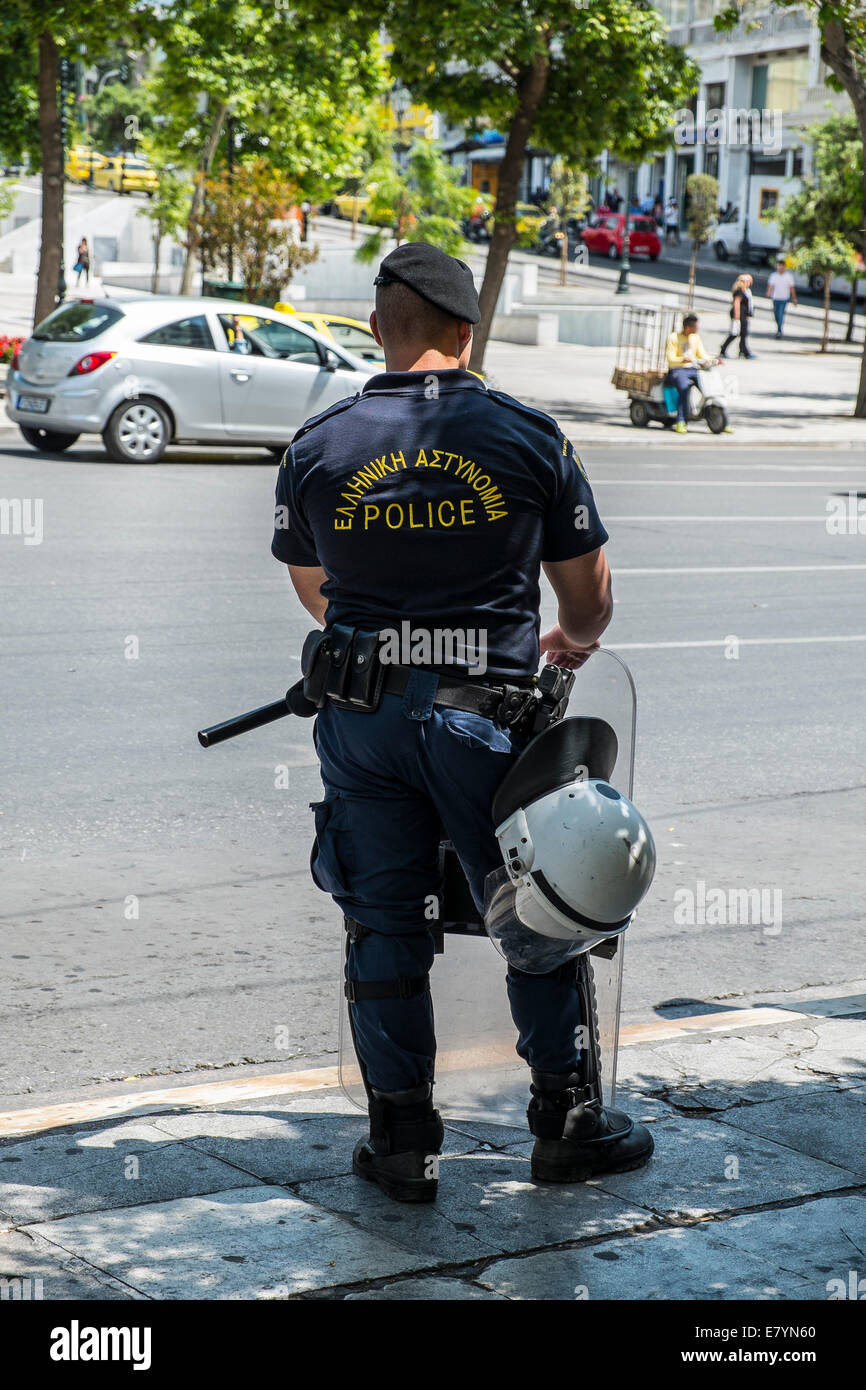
309, 794, 354, 896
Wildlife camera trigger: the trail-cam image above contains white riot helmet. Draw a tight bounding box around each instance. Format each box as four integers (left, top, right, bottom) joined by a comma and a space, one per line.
484, 716, 656, 973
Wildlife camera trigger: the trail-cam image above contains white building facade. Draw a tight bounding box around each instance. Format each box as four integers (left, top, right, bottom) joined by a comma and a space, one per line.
600, 2, 849, 237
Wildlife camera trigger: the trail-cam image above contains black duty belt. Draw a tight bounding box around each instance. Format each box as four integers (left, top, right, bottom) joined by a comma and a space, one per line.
380, 664, 539, 729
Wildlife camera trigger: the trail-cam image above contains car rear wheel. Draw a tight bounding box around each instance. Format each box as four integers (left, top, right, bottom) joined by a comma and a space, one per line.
607, 242, 620, 260
20, 426, 80, 453
648, 252, 659, 261
103, 398, 170, 463
714, 241, 729, 261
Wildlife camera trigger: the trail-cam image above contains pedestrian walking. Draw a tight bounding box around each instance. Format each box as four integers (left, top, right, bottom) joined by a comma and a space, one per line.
606, 185, 622, 213
270, 242, 654, 1203
767, 256, 797, 337
73, 238, 90, 287
720, 273, 755, 358
664, 198, 679, 246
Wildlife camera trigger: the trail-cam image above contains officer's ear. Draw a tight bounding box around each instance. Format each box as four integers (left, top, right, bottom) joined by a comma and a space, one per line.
370, 311, 384, 347
457, 319, 473, 362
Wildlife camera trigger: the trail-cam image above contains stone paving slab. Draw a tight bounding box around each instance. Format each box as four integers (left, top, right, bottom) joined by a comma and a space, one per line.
148, 1108, 488, 1185
619, 1028, 827, 1106
28, 1186, 428, 1299
715, 1089, 866, 1179
0, 1119, 258, 1224
477, 1222, 816, 1301
343, 1276, 508, 1300
592, 1113, 861, 1219
297, 1149, 655, 1263
0, 1227, 144, 1300
705, 1195, 866, 1300
786, 1019, 866, 1087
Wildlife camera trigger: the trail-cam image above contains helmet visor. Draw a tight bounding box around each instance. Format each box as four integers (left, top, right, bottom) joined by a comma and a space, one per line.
483, 866, 588, 974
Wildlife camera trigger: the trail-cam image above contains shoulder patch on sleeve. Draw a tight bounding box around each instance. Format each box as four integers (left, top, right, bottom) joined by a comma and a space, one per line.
291, 391, 362, 445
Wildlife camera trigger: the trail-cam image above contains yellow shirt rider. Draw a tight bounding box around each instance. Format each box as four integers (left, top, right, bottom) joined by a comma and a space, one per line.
665, 312, 716, 434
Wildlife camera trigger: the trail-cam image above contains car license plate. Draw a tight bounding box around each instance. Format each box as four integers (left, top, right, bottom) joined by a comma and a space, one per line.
17, 394, 50, 413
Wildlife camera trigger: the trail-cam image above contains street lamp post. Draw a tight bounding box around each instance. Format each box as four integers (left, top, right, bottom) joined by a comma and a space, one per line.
616, 175, 632, 294
57, 56, 70, 305
740, 113, 754, 267
226, 115, 235, 283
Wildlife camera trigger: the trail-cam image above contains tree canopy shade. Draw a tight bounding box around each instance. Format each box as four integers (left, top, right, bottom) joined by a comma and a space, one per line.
382, 0, 698, 368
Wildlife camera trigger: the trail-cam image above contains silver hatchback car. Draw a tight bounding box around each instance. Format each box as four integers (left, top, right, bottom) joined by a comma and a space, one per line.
6, 295, 378, 462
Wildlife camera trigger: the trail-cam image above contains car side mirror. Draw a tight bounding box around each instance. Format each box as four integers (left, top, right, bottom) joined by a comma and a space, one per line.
323, 348, 340, 372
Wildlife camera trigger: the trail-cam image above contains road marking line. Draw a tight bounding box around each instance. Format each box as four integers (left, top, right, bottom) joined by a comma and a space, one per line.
607, 635, 866, 650
606, 516, 835, 522
596, 480, 858, 487
612, 564, 866, 575
0, 1006, 832, 1138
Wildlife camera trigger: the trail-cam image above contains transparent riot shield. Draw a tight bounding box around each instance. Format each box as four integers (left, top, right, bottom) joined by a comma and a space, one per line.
338, 649, 637, 1123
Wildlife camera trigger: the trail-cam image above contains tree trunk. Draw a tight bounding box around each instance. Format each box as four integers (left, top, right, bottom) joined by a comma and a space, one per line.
34, 32, 62, 327
846, 277, 858, 342
687, 241, 698, 310
822, 277, 830, 353
821, 20, 866, 410
469, 50, 550, 373
180, 101, 229, 296
151, 226, 161, 294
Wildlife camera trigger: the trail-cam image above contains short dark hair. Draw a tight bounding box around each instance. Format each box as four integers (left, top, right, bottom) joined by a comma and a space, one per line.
682, 313, 699, 328
374, 279, 462, 347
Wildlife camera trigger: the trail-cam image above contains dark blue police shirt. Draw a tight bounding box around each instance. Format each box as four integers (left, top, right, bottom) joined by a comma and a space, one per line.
271, 368, 608, 678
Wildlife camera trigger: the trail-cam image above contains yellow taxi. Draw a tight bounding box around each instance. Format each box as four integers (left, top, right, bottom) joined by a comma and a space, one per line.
92, 155, 158, 197
274, 304, 384, 364
332, 190, 369, 221
66, 146, 108, 183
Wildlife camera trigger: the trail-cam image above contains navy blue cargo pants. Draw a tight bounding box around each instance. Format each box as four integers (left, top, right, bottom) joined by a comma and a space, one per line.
310, 669, 583, 1093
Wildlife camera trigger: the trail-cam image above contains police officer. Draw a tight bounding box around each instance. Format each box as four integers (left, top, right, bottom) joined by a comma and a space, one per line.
272, 243, 653, 1203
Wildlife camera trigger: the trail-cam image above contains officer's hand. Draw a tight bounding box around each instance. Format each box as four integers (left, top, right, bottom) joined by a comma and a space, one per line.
540, 628, 600, 669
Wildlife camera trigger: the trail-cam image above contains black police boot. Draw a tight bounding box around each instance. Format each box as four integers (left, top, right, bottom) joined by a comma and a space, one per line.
352, 1082, 444, 1203
527, 1069, 654, 1183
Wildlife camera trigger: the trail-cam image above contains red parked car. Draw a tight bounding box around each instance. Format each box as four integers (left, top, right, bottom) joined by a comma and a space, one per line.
581, 213, 661, 261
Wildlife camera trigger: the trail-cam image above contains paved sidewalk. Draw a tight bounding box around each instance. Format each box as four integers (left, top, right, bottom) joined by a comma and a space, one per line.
484, 317, 866, 447
2, 994, 863, 1300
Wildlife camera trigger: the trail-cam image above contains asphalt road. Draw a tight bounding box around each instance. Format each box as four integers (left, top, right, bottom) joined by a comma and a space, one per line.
2, 434, 865, 1105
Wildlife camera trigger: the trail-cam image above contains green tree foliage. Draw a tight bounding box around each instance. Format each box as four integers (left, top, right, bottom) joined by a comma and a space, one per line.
189, 157, 318, 303
776, 117, 862, 352
383, 0, 698, 368
144, 0, 389, 292
354, 141, 478, 262
138, 163, 191, 293
791, 234, 859, 350
0, 0, 148, 322
684, 172, 719, 309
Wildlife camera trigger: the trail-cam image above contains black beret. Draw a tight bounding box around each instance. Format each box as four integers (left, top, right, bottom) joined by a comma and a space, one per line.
374, 242, 481, 324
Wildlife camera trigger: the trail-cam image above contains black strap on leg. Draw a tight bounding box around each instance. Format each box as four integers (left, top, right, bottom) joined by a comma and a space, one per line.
342, 916, 431, 1000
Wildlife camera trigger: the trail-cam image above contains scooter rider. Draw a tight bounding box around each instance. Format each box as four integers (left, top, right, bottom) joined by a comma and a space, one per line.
665, 312, 720, 435
271, 242, 654, 1202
